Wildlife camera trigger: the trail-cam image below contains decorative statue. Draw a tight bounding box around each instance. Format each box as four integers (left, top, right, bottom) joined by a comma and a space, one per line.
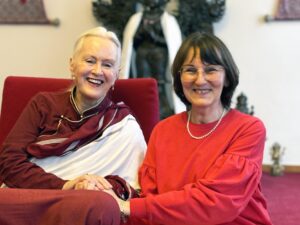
176, 0, 226, 36
92, 0, 137, 40
121, 0, 182, 119
270, 142, 285, 176
93, 0, 226, 118
235, 92, 254, 115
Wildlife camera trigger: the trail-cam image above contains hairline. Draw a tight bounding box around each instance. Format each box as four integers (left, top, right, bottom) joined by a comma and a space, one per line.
72, 27, 121, 68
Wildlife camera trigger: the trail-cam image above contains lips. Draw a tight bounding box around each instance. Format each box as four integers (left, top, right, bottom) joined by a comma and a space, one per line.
193, 88, 211, 94
87, 77, 103, 85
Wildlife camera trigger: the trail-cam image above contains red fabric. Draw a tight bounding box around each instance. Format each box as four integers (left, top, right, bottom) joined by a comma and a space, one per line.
0, 76, 159, 188
19, 92, 130, 158
105, 175, 139, 200
0, 188, 120, 225
0, 91, 130, 189
130, 110, 272, 225
0, 76, 159, 146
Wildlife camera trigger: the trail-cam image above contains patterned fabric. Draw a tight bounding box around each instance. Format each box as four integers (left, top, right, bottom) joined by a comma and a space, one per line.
0, 0, 50, 24
276, 0, 300, 19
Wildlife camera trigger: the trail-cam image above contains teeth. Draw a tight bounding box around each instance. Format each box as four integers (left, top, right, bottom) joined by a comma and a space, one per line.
87, 78, 103, 85
195, 89, 210, 94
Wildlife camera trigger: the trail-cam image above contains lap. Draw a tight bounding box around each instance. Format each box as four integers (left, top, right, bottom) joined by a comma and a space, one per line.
0, 188, 120, 225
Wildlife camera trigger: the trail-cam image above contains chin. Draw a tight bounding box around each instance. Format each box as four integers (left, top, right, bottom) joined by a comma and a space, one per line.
191, 100, 212, 108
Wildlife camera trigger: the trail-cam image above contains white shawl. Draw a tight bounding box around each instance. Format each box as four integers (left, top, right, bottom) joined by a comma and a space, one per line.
29, 115, 146, 189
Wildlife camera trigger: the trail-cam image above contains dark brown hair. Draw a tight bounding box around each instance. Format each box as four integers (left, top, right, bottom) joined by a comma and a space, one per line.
172, 32, 239, 109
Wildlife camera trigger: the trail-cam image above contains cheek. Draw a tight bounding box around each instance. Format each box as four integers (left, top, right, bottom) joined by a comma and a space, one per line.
180, 77, 192, 90
181, 81, 192, 98
108, 71, 118, 84
220, 72, 227, 86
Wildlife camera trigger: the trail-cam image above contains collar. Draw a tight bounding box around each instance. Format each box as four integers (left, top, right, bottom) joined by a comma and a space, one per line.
70, 87, 113, 118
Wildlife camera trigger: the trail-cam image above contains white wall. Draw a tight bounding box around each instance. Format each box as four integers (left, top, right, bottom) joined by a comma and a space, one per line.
0, 0, 299, 165
0, 0, 99, 95
214, 0, 300, 165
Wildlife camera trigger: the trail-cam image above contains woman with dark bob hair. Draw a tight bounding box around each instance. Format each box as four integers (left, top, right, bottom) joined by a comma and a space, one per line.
172, 32, 239, 110
108, 32, 272, 225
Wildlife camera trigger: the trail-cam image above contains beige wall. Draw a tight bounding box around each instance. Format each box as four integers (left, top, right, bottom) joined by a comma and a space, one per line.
0, 0, 99, 91
0, 0, 299, 165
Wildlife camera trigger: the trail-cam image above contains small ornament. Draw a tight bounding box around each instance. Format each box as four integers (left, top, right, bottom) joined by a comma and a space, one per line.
235, 92, 254, 115
270, 142, 285, 176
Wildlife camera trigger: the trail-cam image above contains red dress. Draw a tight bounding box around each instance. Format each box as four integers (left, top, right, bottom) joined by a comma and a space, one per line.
130, 109, 272, 225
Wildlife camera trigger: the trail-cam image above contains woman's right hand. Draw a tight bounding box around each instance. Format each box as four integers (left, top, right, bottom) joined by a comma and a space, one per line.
62, 174, 112, 191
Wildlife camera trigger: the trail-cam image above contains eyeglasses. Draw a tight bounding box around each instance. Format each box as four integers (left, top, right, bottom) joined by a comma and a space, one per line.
180, 65, 224, 80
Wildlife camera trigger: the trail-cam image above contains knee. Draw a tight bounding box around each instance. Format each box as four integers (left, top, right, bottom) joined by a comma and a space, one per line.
51, 190, 121, 225
80, 191, 121, 225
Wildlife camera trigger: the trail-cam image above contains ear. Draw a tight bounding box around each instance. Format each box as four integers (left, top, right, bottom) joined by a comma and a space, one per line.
112, 68, 120, 85
110, 70, 119, 90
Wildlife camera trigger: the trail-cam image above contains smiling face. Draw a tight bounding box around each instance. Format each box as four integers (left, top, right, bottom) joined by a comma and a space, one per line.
180, 47, 226, 112
69, 36, 118, 111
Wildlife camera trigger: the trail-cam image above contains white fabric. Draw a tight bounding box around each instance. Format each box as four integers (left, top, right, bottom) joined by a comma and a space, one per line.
30, 115, 146, 189
120, 11, 186, 113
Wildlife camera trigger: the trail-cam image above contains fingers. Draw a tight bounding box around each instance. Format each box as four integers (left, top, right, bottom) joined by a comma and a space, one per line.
74, 180, 98, 190
84, 174, 112, 190
62, 179, 79, 190
62, 174, 112, 191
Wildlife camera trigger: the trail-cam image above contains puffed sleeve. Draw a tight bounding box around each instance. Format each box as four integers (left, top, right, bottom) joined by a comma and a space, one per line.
138, 127, 159, 196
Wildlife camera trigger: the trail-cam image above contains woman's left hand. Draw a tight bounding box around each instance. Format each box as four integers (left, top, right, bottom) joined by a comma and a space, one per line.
62, 174, 112, 191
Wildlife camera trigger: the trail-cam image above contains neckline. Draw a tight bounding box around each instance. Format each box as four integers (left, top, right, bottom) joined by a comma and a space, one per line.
186, 108, 226, 140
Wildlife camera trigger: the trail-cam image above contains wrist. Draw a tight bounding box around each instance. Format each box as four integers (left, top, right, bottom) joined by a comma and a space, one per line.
120, 200, 130, 222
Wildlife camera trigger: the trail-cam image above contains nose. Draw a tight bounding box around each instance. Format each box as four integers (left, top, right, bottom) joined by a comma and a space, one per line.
92, 63, 102, 75
194, 69, 206, 84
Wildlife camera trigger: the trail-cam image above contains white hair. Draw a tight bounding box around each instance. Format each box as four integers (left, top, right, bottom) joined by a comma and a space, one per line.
73, 26, 121, 67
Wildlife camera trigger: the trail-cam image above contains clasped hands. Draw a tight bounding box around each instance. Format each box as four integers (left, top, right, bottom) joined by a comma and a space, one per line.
62, 174, 131, 217
62, 174, 112, 191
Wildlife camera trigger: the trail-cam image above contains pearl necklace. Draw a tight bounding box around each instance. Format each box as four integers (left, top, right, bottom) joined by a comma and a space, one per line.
186, 108, 226, 140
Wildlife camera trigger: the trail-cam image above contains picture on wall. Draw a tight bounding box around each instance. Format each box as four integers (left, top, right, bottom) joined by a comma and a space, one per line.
275, 0, 300, 19
0, 0, 59, 25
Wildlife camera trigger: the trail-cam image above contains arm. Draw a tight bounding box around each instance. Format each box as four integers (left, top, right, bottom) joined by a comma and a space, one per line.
0, 94, 66, 189
130, 119, 266, 225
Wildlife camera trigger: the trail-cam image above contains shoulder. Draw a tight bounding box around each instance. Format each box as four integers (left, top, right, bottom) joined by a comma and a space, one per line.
223, 109, 266, 140
106, 114, 143, 135
32, 90, 69, 101
30, 91, 70, 109
153, 112, 186, 133
226, 109, 265, 127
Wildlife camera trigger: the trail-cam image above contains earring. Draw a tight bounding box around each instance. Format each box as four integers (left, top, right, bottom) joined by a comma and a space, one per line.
111, 85, 115, 91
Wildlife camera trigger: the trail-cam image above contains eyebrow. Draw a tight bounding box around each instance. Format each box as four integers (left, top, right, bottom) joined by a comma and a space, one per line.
82, 55, 116, 63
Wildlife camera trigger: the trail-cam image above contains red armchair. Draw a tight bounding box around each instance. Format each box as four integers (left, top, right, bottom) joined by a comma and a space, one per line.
0, 76, 160, 224
0, 76, 160, 146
